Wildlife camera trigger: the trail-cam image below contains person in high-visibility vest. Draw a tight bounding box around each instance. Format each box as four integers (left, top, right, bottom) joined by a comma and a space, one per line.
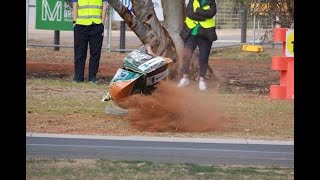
178, 0, 217, 91
72, 0, 108, 83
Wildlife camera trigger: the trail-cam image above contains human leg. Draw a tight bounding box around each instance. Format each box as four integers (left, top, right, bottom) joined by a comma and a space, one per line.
88, 24, 104, 82
198, 38, 213, 90
74, 25, 89, 82
178, 36, 198, 87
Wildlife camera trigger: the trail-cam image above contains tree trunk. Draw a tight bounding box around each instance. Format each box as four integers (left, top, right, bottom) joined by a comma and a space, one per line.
161, 0, 185, 78
108, 0, 217, 81
108, 0, 178, 78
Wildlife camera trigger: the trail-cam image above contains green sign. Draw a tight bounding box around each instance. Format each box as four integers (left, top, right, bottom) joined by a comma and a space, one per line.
36, 0, 73, 31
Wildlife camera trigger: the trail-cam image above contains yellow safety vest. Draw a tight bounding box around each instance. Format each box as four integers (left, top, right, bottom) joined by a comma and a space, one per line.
185, 0, 216, 29
76, 0, 103, 25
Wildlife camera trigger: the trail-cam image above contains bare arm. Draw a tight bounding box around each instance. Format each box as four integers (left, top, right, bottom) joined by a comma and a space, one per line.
146, 44, 156, 56
73, 2, 78, 22
102, 2, 108, 24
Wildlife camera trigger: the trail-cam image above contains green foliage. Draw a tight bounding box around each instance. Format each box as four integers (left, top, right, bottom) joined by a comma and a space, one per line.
228, 0, 294, 27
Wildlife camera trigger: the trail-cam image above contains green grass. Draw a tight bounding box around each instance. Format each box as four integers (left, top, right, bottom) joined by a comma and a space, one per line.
26, 159, 294, 180
26, 77, 293, 140
26, 77, 110, 115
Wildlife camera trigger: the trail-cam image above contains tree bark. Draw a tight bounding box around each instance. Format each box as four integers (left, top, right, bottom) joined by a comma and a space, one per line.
107, 0, 217, 81
161, 0, 185, 78
108, 0, 178, 78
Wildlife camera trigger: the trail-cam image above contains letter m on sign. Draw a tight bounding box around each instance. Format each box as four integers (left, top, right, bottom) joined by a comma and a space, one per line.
42, 0, 62, 21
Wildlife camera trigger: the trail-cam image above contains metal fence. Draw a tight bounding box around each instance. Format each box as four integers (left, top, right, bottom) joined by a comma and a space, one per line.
26, 0, 276, 51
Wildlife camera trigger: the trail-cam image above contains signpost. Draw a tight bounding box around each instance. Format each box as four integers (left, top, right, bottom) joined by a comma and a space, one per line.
112, 0, 164, 21
36, 0, 73, 51
36, 0, 73, 31
285, 29, 294, 57
113, 0, 164, 52
119, 0, 132, 52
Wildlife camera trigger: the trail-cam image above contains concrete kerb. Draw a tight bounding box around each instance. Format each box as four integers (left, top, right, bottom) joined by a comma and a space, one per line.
26, 133, 294, 145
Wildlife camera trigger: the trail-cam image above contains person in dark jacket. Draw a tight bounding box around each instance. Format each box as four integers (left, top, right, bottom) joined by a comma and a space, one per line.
177, 0, 217, 90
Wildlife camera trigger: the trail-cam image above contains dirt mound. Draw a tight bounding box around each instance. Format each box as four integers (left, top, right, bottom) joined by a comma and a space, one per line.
26, 60, 119, 81
120, 81, 229, 132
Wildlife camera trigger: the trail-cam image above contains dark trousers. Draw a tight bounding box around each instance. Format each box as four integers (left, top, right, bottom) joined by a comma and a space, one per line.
73, 23, 104, 82
181, 35, 213, 78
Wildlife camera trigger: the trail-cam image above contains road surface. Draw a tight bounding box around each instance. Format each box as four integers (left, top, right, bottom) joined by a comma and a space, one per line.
26, 134, 293, 167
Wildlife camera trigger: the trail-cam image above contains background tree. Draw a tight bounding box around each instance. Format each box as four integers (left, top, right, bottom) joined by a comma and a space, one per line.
230, 0, 294, 28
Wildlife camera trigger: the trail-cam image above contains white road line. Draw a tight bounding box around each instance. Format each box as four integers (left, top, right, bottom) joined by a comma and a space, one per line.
26, 133, 294, 145
27, 143, 294, 155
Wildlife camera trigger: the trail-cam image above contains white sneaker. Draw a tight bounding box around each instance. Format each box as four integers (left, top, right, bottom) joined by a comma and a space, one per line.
199, 81, 207, 91
177, 78, 190, 87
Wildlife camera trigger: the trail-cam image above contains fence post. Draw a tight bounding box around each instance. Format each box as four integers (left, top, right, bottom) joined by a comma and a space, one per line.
120, 21, 126, 53
26, 0, 29, 48
106, 6, 112, 53
270, 28, 294, 100
240, 5, 247, 43
54, 30, 60, 51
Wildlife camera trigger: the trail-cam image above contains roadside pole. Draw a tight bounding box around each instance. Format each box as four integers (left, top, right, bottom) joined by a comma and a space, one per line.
106, 7, 112, 53
240, 4, 247, 43
26, 0, 29, 48
54, 31, 60, 51
253, 13, 256, 45
120, 21, 126, 53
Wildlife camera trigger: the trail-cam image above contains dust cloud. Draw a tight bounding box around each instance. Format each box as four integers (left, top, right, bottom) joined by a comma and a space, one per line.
119, 81, 228, 132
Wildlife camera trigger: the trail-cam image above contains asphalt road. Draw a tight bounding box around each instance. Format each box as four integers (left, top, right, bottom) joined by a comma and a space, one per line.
26, 136, 293, 167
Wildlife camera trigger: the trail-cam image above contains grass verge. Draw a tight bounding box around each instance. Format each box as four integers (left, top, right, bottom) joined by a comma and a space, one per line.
26, 77, 293, 140
26, 158, 294, 180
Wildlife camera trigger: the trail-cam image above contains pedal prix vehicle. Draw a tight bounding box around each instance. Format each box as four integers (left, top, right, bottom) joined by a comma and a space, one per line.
104, 46, 174, 105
